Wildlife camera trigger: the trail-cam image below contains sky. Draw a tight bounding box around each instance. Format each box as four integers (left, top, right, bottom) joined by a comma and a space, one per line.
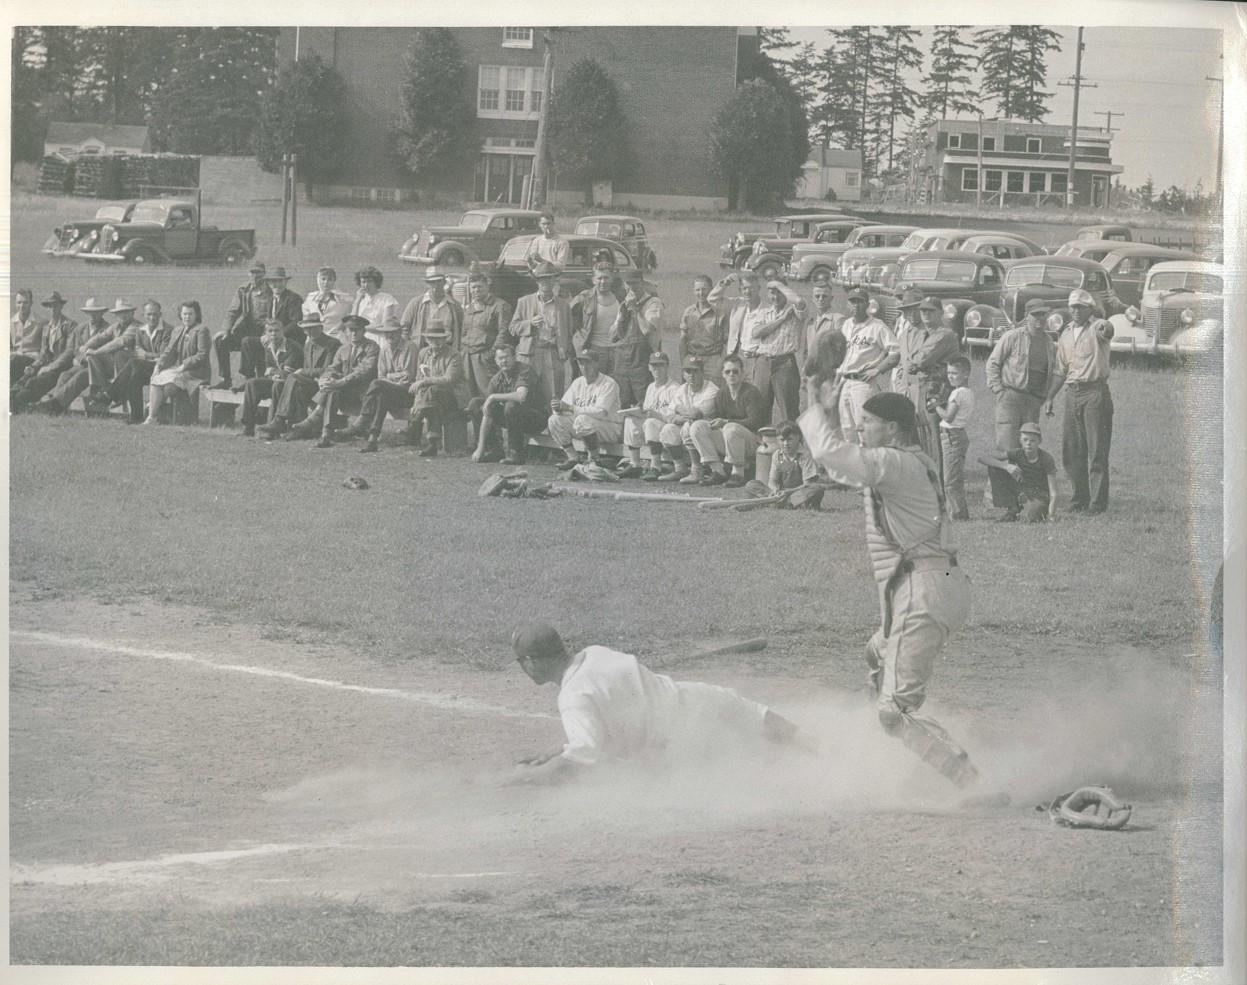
785, 25, 1222, 192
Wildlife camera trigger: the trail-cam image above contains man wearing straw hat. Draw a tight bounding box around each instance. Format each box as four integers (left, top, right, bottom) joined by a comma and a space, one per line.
100, 299, 174, 424
11, 291, 79, 411
81, 298, 143, 415
31, 296, 111, 416
348, 316, 419, 453
406, 321, 466, 458
402, 267, 464, 353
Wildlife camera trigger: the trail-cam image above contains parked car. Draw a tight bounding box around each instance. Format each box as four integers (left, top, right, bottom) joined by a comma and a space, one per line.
1075, 223, 1132, 242
718, 212, 855, 270
399, 208, 542, 266
42, 201, 137, 257
1054, 238, 1127, 262
871, 251, 1007, 336
574, 214, 657, 271
746, 218, 879, 280
82, 197, 256, 266
958, 233, 1047, 261
1097, 244, 1200, 307
789, 224, 917, 283
1108, 260, 1224, 356
482, 234, 637, 306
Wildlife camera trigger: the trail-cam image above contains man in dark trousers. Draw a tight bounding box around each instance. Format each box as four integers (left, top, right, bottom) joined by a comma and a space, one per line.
286, 314, 379, 448
11, 291, 78, 412
212, 260, 272, 390
258, 312, 340, 438
239, 318, 304, 437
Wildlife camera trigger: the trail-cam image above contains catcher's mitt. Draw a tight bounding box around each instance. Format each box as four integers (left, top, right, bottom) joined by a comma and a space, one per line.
342, 476, 370, 491
1042, 785, 1132, 830
478, 470, 528, 497
570, 462, 620, 483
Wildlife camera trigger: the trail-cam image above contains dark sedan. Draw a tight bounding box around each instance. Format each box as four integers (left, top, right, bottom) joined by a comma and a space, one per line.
481, 234, 638, 306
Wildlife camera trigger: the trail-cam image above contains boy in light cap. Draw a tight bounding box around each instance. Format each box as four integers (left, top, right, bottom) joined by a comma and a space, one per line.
977, 421, 1058, 522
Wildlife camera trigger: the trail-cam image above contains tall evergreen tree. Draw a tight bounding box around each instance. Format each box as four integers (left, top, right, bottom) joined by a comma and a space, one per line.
392, 28, 477, 183
809, 32, 860, 150
877, 26, 924, 174
975, 25, 1028, 119
923, 26, 980, 120
784, 41, 821, 144
1012, 26, 1062, 122
758, 27, 797, 63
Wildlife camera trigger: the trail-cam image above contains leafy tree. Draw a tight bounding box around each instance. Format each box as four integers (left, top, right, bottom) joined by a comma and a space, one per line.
923, 26, 979, 119
738, 46, 810, 187
547, 58, 633, 198
11, 29, 43, 162
255, 53, 349, 182
393, 28, 477, 184
710, 79, 803, 211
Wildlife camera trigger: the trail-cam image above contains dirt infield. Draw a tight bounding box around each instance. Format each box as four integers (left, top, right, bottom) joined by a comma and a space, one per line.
9, 591, 1222, 967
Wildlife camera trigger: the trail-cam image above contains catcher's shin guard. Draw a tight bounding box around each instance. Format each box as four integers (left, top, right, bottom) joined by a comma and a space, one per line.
879, 706, 979, 789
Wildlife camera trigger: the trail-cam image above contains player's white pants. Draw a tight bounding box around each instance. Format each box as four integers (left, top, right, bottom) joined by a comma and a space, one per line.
687, 420, 759, 466
624, 415, 666, 448
547, 411, 622, 447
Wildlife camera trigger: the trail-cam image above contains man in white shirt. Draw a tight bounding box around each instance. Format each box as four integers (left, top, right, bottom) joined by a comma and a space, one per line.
548, 350, 621, 468
523, 211, 570, 271
302, 266, 353, 343
656, 356, 720, 483
509, 623, 810, 783
617, 350, 682, 480
836, 288, 899, 444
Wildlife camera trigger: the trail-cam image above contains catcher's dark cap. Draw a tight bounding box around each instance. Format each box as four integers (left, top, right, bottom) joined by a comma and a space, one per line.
898, 288, 924, 309
511, 622, 564, 660
1019, 422, 1042, 437
862, 391, 916, 430
918, 297, 941, 313
648, 351, 670, 365
341, 314, 370, 331
1025, 299, 1052, 317
846, 288, 869, 303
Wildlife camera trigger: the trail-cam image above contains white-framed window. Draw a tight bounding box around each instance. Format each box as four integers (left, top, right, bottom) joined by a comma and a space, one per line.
844, 171, 860, 188
961, 167, 978, 191
1026, 137, 1042, 153
1007, 171, 1025, 193
1050, 171, 1068, 193
946, 133, 961, 149
1027, 171, 1047, 193
982, 136, 996, 151
478, 65, 540, 120
502, 28, 534, 48
983, 169, 1003, 192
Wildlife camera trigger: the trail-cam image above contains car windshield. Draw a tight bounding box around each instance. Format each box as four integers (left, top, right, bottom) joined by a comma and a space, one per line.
901, 259, 977, 283
1004, 264, 1084, 289
576, 221, 622, 238
775, 221, 793, 237
1147, 271, 1223, 294
130, 203, 171, 223
900, 232, 926, 250
95, 205, 128, 221
460, 213, 492, 230
498, 237, 533, 264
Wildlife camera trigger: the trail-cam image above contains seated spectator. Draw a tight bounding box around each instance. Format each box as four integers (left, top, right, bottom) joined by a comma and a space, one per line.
931, 355, 974, 520
286, 315, 379, 448
31, 297, 112, 416
508, 622, 811, 783
350, 318, 418, 453
762, 420, 825, 509
238, 318, 303, 437
656, 357, 720, 483
469, 341, 548, 465
12, 292, 80, 412
301, 266, 353, 342
616, 350, 682, 480
258, 312, 341, 439
145, 301, 211, 425
351, 265, 401, 347
100, 300, 173, 424
10, 288, 42, 379
211, 261, 271, 390
82, 298, 142, 415
406, 323, 465, 458
978, 421, 1058, 522
549, 350, 622, 469
687, 352, 768, 487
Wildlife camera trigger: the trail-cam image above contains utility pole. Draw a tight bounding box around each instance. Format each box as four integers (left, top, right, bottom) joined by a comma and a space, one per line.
1058, 27, 1097, 209
1206, 66, 1223, 203
1093, 110, 1122, 208
528, 30, 555, 210
976, 116, 984, 209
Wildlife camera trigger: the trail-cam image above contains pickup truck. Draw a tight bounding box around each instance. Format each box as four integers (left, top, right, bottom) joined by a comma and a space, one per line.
399, 208, 543, 266
82, 197, 256, 266
43, 202, 137, 257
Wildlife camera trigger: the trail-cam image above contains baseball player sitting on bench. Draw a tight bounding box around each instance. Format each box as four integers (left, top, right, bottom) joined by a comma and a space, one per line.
509, 622, 812, 783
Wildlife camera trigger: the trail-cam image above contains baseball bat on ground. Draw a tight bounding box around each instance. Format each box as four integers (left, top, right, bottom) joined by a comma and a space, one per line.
650, 637, 768, 669
550, 483, 723, 504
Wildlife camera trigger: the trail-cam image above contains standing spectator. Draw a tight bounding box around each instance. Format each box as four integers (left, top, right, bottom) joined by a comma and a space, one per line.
888, 289, 923, 393
710, 270, 794, 424
287, 315, 379, 448
211, 260, 272, 390
752, 280, 805, 424
145, 301, 211, 425
985, 299, 1058, 455
1044, 289, 1114, 515
656, 357, 720, 483
102, 300, 173, 423
610, 269, 664, 410
897, 296, 961, 468
836, 289, 899, 444
469, 341, 548, 465
617, 350, 683, 480
302, 266, 353, 344
352, 318, 419, 453
10, 288, 42, 378
548, 351, 622, 469
571, 263, 624, 373
800, 276, 846, 386
509, 261, 573, 403
238, 319, 303, 438
12, 293, 82, 412
978, 422, 1058, 522
679, 275, 726, 383
402, 268, 464, 353
82, 299, 142, 415
31, 298, 112, 416
407, 324, 466, 458
349, 265, 401, 348
461, 271, 511, 402
687, 353, 768, 487
524, 211, 570, 270
931, 355, 975, 520
258, 312, 341, 438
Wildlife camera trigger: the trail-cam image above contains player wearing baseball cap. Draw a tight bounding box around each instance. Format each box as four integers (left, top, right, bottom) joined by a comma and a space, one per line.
834, 288, 899, 445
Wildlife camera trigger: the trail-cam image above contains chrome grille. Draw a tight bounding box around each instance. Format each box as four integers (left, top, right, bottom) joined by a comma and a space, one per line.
1141, 306, 1181, 343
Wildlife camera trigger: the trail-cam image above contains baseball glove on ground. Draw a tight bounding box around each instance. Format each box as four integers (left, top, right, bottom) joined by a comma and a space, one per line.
342, 476, 370, 490
570, 463, 620, 483
1044, 785, 1132, 830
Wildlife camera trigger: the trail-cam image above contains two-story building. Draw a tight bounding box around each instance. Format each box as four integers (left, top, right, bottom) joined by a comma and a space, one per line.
795, 146, 862, 202
279, 26, 755, 210
917, 119, 1123, 208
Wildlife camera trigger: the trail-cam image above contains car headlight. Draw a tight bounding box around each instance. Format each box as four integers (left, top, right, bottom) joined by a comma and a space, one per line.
1125, 306, 1140, 324
1180, 307, 1195, 325
101, 224, 115, 244
752, 241, 764, 255
411, 231, 420, 244
427, 233, 438, 247
964, 309, 981, 328
1047, 312, 1065, 333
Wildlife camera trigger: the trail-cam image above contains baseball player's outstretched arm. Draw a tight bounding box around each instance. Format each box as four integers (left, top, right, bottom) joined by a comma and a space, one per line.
506, 753, 583, 786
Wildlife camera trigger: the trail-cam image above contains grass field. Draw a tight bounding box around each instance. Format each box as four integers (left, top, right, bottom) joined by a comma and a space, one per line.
7, 188, 1227, 969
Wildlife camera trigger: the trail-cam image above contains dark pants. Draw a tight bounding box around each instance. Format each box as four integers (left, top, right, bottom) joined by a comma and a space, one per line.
12, 366, 62, 409
1061, 381, 1113, 512
11, 354, 36, 378
468, 397, 546, 457
213, 330, 261, 383
271, 375, 319, 424
107, 358, 155, 423
613, 365, 652, 410
360, 379, 414, 438
240, 377, 274, 430
744, 352, 799, 427
985, 465, 1049, 520
410, 383, 460, 438
48, 365, 91, 408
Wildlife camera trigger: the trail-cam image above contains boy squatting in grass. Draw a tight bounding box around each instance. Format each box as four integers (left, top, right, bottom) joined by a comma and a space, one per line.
977, 422, 1059, 523
508, 623, 813, 783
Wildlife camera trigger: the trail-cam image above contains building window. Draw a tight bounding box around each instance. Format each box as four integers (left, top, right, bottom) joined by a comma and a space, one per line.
1027, 171, 1047, 193
946, 133, 961, 149
845, 171, 860, 188
478, 65, 540, 120
982, 136, 996, 152
961, 168, 978, 191
1026, 137, 1042, 153
1007, 171, 1025, 193
502, 28, 534, 48
983, 170, 1003, 192
1050, 171, 1068, 193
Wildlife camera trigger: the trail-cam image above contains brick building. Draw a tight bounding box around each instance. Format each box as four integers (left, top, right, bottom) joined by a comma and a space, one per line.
279, 26, 756, 210
917, 119, 1124, 208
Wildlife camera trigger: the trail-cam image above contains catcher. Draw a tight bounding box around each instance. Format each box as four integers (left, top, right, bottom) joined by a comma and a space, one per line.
508, 623, 813, 783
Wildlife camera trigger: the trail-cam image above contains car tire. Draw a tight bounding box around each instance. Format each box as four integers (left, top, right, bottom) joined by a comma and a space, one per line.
759, 261, 781, 281
129, 247, 157, 265
220, 245, 246, 266
810, 265, 832, 283
441, 249, 465, 267
733, 254, 749, 270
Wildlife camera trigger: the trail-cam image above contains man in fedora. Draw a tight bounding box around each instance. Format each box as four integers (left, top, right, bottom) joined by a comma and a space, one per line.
401, 267, 464, 354
238, 317, 304, 437
347, 317, 418, 453
10, 288, 42, 378
213, 260, 272, 389
82, 298, 143, 415
548, 349, 622, 469
12, 291, 79, 411
258, 311, 341, 438
835, 287, 898, 444
101, 299, 174, 423
610, 268, 664, 409
285, 314, 378, 448
897, 295, 961, 468
509, 261, 573, 403
406, 322, 465, 457
986, 297, 1058, 456
31, 296, 112, 415
232, 266, 303, 389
